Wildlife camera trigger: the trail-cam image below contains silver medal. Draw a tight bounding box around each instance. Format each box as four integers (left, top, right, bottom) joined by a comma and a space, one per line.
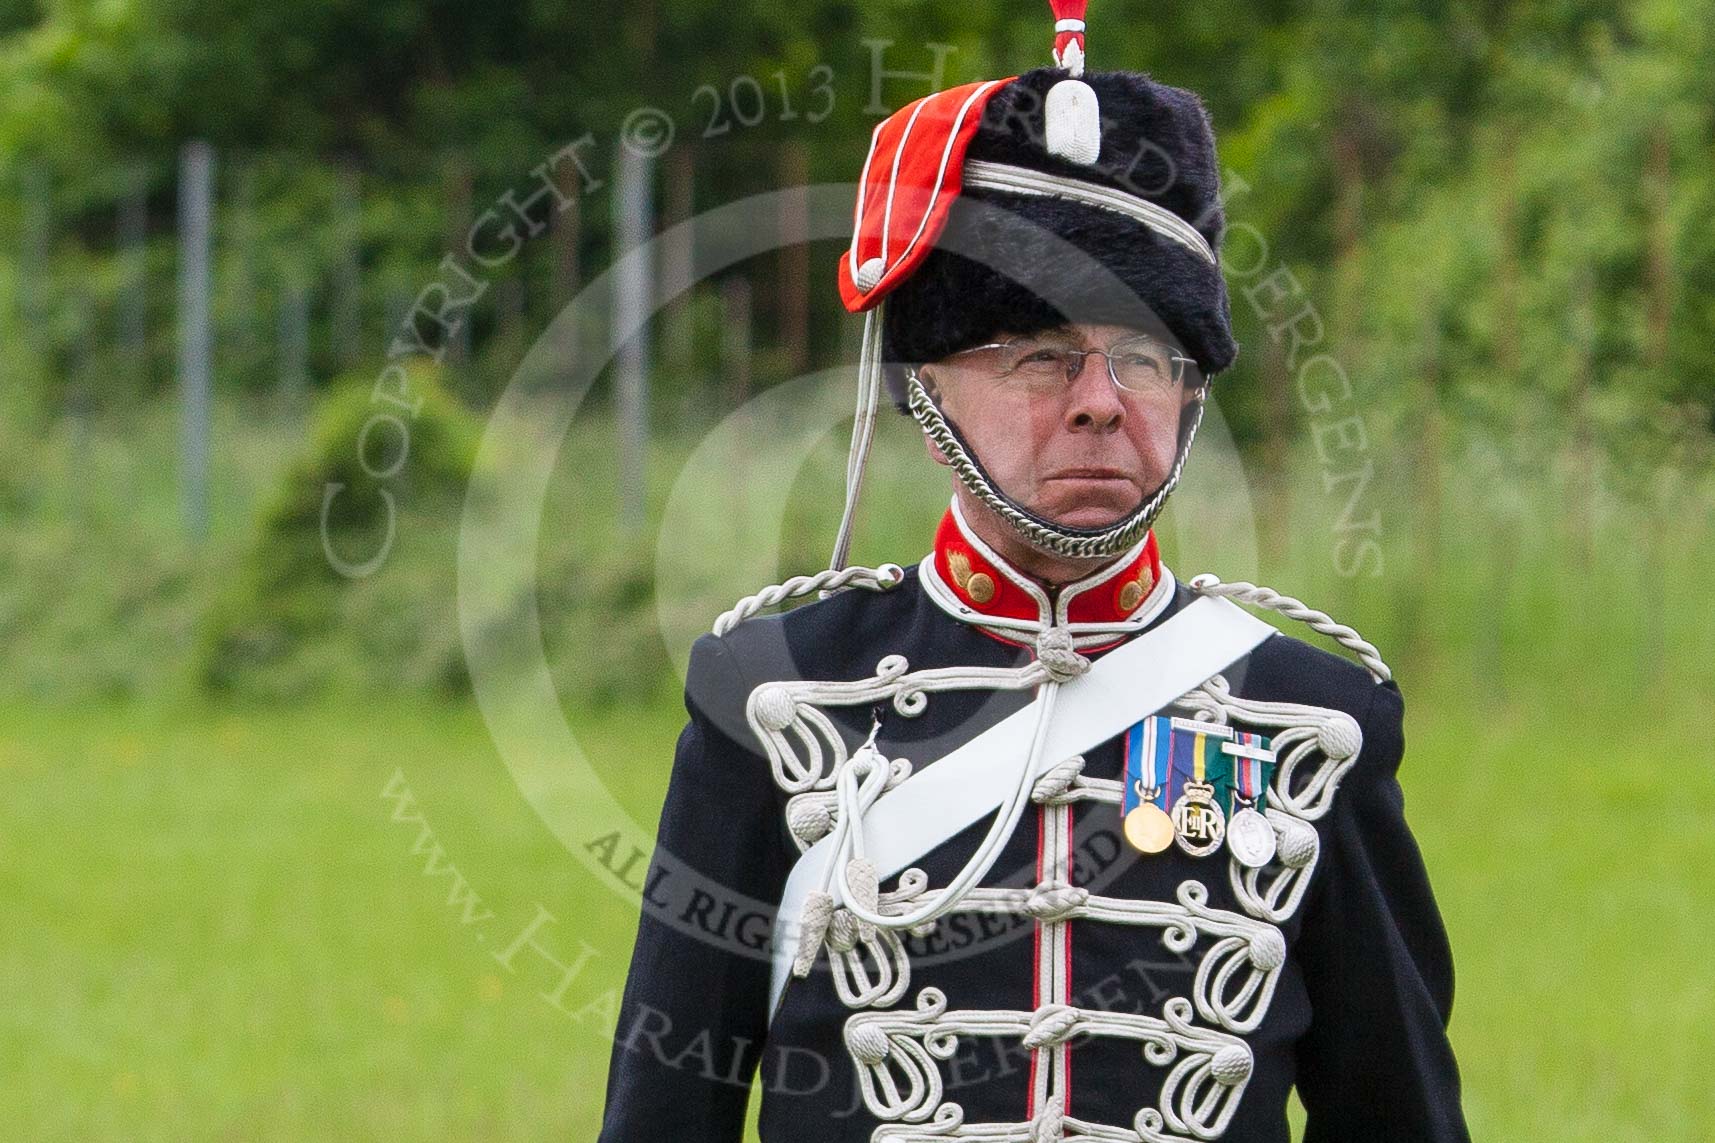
1226, 804, 1277, 868
1171, 781, 1225, 857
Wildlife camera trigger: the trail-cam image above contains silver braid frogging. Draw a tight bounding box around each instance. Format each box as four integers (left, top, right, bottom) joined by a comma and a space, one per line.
906, 371, 1206, 560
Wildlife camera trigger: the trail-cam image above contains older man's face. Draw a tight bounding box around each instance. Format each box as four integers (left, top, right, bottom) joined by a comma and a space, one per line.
921, 323, 1202, 530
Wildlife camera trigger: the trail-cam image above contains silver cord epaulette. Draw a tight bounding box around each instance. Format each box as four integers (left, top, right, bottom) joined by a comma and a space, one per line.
1189, 573, 1391, 684
712, 563, 906, 637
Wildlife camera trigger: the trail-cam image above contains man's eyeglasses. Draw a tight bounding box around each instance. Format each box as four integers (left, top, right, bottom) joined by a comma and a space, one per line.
931, 335, 1196, 397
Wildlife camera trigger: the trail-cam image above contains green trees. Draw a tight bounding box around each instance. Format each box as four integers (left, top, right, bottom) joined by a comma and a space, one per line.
2, 0, 1712, 698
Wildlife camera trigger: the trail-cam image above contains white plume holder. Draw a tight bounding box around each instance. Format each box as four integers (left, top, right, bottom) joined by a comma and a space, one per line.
1045, 77, 1101, 165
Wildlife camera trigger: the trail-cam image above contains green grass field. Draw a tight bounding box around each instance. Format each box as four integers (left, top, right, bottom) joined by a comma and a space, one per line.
4, 667, 1710, 1140
0, 696, 683, 1138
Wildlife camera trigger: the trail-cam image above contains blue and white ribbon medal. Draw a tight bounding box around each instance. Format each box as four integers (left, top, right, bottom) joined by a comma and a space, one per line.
1122, 717, 1176, 854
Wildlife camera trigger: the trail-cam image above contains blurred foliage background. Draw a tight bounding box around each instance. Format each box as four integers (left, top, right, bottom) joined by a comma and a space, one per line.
1, 0, 1712, 1138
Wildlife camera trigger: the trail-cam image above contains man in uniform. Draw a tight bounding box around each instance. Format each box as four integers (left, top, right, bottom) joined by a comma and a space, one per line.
599, 4, 1469, 1139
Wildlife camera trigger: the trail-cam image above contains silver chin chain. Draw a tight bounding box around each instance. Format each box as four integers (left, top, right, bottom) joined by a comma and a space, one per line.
905, 369, 1208, 560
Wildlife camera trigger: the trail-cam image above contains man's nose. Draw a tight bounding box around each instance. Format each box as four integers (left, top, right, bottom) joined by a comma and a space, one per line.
1064, 352, 1125, 431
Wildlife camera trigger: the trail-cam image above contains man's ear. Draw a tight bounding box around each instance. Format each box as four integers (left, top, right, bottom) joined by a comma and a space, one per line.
915, 367, 953, 466
915, 366, 942, 403
925, 432, 951, 467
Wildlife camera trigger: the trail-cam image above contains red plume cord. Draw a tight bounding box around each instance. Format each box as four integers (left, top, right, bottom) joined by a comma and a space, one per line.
1048, 0, 1089, 71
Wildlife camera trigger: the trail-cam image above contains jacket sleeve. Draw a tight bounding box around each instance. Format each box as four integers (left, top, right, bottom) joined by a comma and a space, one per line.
597, 633, 793, 1142
1293, 679, 1472, 1142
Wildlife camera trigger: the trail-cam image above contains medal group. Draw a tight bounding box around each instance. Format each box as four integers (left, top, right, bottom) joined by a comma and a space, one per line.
1122, 716, 1279, 868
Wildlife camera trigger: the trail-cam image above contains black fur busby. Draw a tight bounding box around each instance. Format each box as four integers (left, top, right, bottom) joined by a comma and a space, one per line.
882, 68, 1238, 404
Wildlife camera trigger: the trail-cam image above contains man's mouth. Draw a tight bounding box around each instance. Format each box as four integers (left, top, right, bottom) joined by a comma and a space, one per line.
1046, 468, 1134, 482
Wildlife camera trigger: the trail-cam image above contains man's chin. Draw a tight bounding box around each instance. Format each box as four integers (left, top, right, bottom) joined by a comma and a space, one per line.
1035, 497, 1144, 531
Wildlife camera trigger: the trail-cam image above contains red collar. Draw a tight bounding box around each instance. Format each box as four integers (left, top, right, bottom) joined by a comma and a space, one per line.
929, 504, 1164, 628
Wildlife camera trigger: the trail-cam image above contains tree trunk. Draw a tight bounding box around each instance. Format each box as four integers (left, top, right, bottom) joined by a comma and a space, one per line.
441, 153, 473, 385
177, 141, 215, 543
1644, 123, 1673, 369
333, 162, 364, 367
277, 284, 310, 411
118, 168, 150, 385
613, 143, 656, 532
777, 141, 811, 376
721, 276, 753, 407
661, 145, 697, 394
1569, 265, 1597, 568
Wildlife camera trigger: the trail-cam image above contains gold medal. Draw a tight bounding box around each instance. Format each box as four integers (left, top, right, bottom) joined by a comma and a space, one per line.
1124, 717, 1175, 855
1124, 802, 1176, 853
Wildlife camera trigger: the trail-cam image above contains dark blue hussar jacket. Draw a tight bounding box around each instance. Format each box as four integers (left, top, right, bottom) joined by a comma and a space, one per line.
597, 565, 1469, 1142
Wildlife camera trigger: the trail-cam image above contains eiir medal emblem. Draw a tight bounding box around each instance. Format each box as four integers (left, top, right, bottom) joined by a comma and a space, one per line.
1171, 724, 1226, 857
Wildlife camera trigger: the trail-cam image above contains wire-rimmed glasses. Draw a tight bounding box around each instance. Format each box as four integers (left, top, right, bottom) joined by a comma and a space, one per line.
931, 334, 1196, 397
